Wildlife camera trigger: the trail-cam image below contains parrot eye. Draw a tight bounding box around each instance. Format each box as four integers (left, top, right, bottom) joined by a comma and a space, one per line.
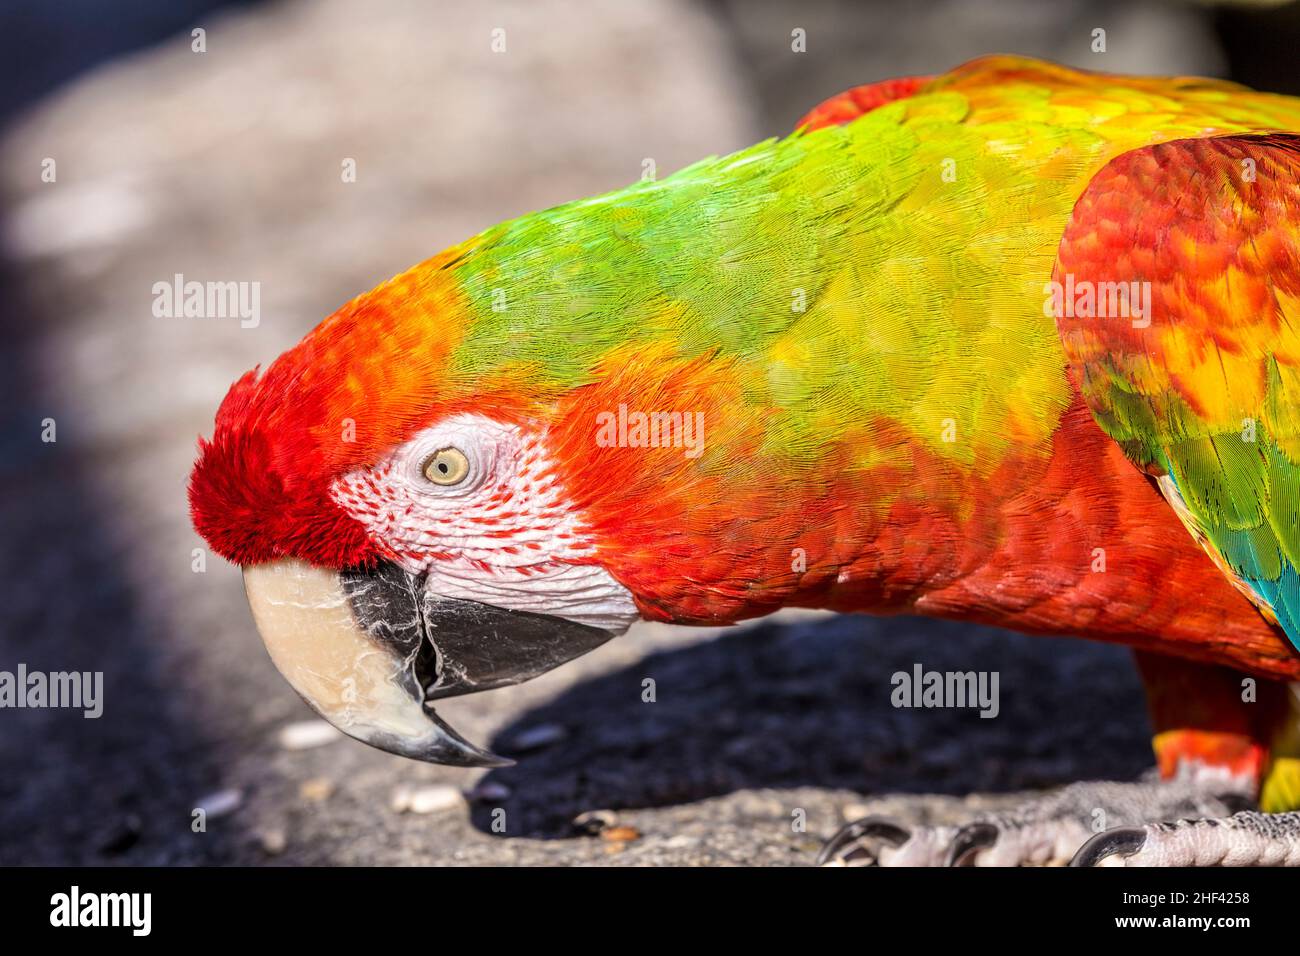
422, 447, 471, 486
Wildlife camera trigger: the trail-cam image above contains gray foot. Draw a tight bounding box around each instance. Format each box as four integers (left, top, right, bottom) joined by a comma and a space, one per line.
818, 778, 1252, 867
1071, 810, 1300, 866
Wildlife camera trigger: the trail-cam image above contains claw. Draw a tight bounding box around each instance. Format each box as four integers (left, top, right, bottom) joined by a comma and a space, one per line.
1069, 827, 1148, 867
817, 817, 910, 866
946, 821, 998, 866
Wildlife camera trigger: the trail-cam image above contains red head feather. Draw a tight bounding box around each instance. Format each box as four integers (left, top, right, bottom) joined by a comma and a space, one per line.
189, 251, 471, 567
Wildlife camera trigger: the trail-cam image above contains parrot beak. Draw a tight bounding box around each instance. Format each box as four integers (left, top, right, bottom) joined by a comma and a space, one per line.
240, 558, 616, 767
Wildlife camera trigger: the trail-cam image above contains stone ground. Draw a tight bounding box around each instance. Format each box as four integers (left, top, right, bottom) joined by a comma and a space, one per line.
0, 0, 1236, 865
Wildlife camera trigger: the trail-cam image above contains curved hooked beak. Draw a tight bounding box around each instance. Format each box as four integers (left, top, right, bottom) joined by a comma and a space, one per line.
241, 558, 617, 767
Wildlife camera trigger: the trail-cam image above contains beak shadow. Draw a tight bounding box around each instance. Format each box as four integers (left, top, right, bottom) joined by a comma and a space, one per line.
469, 614, 1153, 839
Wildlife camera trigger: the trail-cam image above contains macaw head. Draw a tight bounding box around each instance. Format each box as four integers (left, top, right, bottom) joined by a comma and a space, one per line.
188, 133, 898, 765
191, 255, 628, 764
187, 145, 858, 765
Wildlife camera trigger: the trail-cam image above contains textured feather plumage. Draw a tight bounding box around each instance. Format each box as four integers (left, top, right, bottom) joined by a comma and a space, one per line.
1056, 133, 1300, 652
192, 55, 1300, 677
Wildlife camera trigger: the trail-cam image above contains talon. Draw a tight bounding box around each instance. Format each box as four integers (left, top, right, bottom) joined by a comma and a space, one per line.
1069, 827, 1147, 867
817, 817, 910, 866
946, 821, 998, 866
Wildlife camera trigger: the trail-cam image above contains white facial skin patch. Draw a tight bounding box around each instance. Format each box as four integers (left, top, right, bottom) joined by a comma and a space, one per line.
330, 413, 640, 633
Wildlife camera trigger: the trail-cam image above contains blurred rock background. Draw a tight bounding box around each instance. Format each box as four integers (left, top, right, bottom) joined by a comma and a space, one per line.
0, 0, 1294, 865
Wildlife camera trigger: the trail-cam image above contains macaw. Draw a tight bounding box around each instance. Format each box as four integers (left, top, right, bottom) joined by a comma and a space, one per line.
190, 55, 1300, 866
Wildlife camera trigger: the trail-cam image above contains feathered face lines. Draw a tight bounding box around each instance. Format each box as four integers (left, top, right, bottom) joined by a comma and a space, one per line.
326, 412, 639, 630
332, 413, 586, 569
